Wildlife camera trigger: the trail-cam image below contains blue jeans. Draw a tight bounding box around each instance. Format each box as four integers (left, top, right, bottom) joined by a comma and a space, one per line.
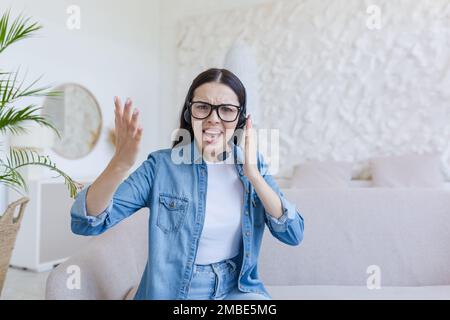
186, 255, 271, 300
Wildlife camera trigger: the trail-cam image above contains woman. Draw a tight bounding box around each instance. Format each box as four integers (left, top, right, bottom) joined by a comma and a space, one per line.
71, 68, 304, 300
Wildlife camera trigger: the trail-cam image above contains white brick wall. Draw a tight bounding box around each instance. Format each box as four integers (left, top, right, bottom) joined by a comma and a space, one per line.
176, 0, 450, 179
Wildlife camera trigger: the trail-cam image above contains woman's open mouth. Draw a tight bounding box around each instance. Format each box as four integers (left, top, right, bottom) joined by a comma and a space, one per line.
202, 128, 223, 144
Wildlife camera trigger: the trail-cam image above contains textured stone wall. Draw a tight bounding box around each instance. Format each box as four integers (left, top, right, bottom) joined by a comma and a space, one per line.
177, 0, 450, 178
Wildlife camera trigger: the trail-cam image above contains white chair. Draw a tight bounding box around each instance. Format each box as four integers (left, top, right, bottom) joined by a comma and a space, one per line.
45, 208, 148, 299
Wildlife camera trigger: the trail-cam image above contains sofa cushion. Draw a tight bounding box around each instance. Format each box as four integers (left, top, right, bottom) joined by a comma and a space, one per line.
291, 161, 353, 188
370, 154, 444, 188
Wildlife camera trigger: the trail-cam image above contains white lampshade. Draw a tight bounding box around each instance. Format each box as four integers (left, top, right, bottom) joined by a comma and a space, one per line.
223, 39, 261, 127
9, 123, 55, 150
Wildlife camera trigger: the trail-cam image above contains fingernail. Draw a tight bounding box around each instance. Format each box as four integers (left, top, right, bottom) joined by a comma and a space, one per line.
114, 96, 118, 103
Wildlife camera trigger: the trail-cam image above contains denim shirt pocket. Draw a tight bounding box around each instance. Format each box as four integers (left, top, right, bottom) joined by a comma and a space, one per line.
157, 193, 189, 234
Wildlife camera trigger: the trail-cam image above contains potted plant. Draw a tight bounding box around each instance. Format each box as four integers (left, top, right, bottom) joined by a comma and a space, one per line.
0, 10, 81, 295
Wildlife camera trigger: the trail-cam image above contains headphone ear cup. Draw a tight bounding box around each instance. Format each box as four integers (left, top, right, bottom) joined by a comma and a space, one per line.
183, 108, 191, 125
237, 113, 246, 129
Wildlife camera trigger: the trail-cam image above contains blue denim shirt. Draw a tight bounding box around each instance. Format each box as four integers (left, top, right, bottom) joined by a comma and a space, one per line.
70, 140, 304, 300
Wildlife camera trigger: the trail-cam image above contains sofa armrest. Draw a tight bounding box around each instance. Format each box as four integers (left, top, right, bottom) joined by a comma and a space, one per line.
46, 208, 148, 300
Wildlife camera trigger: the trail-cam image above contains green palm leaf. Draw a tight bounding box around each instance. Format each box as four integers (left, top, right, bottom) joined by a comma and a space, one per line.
0, 163, 27, 195
0, 10, 41, 54
0, 10, 79, 200
0, 71, 60, 108
2, 148, 83, 198
0, 104, 61, 138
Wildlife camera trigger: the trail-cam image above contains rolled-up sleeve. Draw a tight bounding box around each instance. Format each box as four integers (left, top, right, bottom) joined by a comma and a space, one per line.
70, 186, 112, 228
257, 152, 304, 246
71, 152, 158, 236
267, 194, 297, 226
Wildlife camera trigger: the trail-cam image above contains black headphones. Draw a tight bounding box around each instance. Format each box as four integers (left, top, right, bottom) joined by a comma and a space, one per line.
183, 101, 247, 129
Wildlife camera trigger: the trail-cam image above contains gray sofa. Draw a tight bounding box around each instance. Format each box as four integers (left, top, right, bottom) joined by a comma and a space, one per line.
46, 187, 450, 299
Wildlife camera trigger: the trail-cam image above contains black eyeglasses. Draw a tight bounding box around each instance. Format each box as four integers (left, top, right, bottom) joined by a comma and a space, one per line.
189, 101, 242, 122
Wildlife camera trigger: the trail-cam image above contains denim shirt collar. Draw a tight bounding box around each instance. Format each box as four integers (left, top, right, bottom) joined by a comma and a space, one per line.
189, 139, 246, 176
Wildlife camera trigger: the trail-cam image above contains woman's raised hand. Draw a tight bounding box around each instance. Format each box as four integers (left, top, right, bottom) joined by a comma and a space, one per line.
111, 96, 143, 171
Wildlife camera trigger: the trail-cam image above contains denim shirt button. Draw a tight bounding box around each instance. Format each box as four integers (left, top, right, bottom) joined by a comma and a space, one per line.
245, 253, 250, 258
245, 231, 250, 237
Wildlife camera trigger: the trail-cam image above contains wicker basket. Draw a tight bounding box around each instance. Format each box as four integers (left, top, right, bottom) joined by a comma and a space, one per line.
0, 197, 29, 296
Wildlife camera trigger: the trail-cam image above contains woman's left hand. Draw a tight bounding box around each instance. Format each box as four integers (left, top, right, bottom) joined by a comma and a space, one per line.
242, 115, 284, 220
243, 115, 260, 182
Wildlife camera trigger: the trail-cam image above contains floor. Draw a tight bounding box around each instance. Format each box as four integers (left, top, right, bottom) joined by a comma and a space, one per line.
1, 267, 50, 300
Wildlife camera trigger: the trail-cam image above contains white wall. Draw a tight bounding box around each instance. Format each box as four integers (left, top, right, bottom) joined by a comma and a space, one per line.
158, 0, 275, 149
174, 0, 450, 178
0, 0, 160, 210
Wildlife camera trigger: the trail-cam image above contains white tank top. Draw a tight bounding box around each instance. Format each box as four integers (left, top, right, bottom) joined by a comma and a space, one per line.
195, 160, 244, 265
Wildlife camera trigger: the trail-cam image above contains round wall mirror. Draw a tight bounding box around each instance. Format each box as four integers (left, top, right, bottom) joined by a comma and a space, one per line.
42, 83, 102, 159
